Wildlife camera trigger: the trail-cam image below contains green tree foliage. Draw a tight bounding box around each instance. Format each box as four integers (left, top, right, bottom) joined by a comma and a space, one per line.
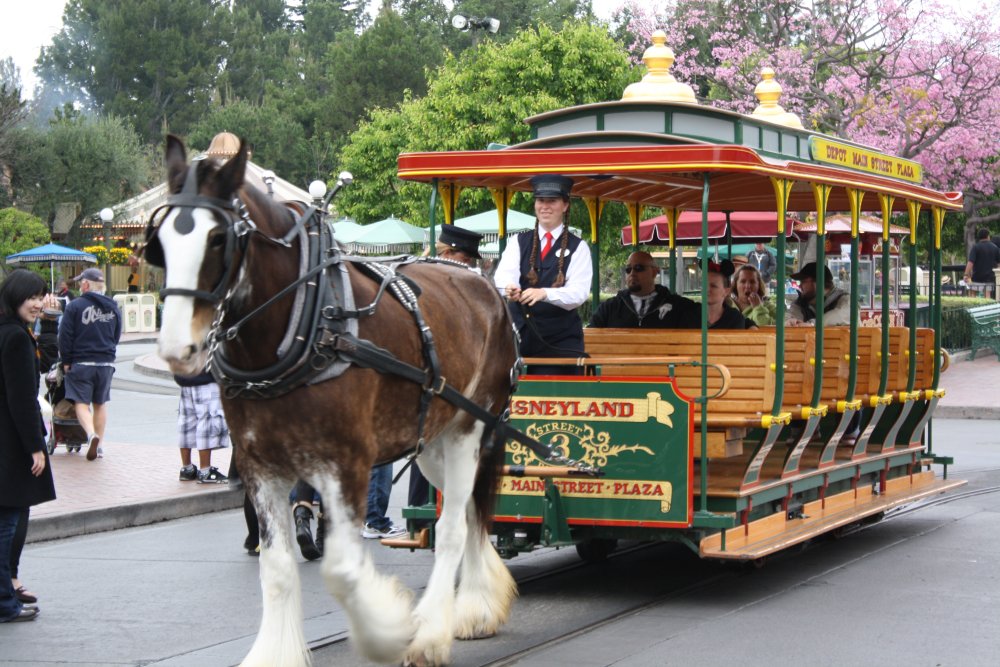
9, 114, 151, 233
217, 0, 294, 105
187, 99, 315, 186
36, 0, 226, 142
0, 59, 27, 172
0, 208, 51, 278
337, 21, 637, 225
315, 5, 446, 151
294, 0, 370, 61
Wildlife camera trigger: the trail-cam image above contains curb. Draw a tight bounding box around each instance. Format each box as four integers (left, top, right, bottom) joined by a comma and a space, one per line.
934, 405, 1000, 420
133, 352, 173, 380
27, 487, 243, 544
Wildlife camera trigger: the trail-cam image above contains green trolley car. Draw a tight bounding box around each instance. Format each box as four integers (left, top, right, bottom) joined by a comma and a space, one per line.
392, 32, 966, 563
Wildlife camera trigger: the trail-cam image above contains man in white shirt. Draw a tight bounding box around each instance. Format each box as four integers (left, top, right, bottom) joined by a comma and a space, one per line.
494, 175, 592, 374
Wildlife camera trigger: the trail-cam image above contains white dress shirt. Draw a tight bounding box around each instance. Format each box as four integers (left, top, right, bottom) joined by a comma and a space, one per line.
493, 224, 593, 311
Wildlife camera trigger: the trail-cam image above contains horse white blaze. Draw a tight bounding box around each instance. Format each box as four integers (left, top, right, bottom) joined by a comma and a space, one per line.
156, 208, 218, 373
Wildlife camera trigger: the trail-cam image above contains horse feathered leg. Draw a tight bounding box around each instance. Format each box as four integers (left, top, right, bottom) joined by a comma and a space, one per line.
453, 500, 517, 640
405, 426, 483, 667
242, 475, 310, 667
311, 471, 415, 664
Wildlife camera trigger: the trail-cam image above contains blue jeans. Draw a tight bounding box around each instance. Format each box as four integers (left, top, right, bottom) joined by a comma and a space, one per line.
0, 506, 23, 621
364, 464, 392, 530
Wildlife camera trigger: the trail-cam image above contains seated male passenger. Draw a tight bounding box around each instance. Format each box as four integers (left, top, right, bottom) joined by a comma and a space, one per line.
786, 262, 851, 326
589, 251, 698, 328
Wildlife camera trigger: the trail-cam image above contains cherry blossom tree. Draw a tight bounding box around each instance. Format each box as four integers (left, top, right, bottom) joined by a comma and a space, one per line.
617, 0, 1000, 249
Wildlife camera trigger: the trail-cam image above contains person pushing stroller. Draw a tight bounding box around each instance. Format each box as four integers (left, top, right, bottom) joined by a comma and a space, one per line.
58, 268, 121, 461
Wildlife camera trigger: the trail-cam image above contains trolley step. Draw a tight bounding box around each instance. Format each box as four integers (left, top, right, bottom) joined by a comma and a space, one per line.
699, 471, 966, 560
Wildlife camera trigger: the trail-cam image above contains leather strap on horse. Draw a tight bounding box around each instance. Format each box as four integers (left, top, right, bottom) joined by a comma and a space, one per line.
331, 333, 598, 473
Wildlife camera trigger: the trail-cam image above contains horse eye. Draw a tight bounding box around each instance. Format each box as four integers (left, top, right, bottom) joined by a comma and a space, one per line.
208, 232, 226, 248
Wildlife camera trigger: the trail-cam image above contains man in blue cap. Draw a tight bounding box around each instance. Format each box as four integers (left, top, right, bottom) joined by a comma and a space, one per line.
494, 174, 592, 374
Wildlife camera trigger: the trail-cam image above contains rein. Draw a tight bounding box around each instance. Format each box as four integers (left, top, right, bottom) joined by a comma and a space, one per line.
147, 164, 601, 476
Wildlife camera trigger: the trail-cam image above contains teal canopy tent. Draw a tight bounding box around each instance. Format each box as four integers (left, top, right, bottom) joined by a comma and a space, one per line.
6, 243, 98, 290
351, 217, 426, 255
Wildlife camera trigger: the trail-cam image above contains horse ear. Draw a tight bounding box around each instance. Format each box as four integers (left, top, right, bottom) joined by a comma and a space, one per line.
165, 135, 187, 184
215, 137, 248, 196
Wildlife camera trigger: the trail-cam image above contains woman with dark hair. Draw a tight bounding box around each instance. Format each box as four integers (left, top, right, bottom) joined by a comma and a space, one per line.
731, 264, 777, 325
494, 174, 593, 375
704, 260, 749, 330
0, 269, 56, 623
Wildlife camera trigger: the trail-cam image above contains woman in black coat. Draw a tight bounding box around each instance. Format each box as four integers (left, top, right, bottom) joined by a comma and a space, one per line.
0, 269, 56, 623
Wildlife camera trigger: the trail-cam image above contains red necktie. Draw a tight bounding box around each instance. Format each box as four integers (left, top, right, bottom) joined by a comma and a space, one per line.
541, 232, 553, 260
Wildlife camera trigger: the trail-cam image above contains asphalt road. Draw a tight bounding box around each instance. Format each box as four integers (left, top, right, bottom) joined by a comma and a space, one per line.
2, 417, 997, 667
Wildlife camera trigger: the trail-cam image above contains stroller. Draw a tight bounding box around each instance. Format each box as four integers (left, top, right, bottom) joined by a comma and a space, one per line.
44, 364, 88, 455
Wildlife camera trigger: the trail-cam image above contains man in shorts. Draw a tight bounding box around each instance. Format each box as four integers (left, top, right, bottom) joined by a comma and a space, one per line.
175, 369, 229, 483
58, 268, 122, 461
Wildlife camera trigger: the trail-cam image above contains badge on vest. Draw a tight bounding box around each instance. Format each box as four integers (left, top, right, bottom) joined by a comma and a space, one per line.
555, 248, 572, 258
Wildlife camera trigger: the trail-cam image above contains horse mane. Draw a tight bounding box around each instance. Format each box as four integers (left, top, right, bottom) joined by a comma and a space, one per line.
238, 181, 297, 238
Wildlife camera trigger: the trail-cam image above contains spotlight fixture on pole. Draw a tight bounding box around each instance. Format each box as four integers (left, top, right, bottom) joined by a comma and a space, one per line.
451, 14, 500, 36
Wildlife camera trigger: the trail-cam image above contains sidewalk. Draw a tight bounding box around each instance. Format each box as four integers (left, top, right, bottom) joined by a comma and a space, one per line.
27, 338, 1000, 545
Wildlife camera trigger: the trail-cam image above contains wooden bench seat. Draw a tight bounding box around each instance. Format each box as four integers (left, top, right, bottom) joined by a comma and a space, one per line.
582, 329, 777, 457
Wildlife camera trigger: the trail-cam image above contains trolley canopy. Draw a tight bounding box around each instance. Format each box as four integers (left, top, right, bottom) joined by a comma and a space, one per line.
398, 145, 963, 217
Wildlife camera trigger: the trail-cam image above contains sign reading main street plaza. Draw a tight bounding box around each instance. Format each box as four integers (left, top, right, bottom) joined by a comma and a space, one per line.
497, 377, 693, 528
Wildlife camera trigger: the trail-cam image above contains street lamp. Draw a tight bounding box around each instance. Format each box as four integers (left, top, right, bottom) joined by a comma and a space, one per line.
99, 207, 114, 251
451, 14, 500, 39
261, 170, 276, 197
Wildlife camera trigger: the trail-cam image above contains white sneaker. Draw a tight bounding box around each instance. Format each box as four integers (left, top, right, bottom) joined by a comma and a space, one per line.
361, 522, 406, 539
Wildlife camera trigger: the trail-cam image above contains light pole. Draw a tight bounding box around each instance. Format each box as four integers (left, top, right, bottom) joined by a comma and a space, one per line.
451, 14, 500, 45
99, 207, 114, 251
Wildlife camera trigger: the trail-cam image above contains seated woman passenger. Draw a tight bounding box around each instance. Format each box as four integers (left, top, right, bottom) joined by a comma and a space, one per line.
731, 264, 777, 325
786, 262, 851, 326
703, 260, 749, 329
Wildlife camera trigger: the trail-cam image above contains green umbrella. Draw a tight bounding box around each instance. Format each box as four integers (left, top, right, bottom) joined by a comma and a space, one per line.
352, 217, 426, 254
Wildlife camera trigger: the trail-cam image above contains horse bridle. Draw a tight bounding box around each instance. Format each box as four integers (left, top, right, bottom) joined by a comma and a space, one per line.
143, 161, 253, 304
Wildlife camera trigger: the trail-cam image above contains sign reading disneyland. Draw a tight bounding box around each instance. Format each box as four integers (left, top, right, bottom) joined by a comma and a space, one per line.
500, 378, 693, 528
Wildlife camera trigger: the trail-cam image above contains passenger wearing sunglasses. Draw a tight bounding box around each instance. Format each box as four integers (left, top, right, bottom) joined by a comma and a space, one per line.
589, 251, 699, 328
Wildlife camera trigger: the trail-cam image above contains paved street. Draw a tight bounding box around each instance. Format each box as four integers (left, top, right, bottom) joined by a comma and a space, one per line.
1, 339, 997, 666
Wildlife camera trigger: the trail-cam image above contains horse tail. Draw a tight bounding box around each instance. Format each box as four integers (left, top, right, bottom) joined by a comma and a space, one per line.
472, 425, 507, 531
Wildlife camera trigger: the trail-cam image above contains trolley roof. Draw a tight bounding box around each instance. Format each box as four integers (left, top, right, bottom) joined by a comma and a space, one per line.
397, 33, 962, 216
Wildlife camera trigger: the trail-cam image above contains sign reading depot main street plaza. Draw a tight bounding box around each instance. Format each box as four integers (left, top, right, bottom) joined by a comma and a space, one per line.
497, 377, 693, 528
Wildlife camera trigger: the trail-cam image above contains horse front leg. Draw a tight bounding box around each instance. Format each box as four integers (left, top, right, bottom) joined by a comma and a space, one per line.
311, 469, 415, 665
242, 475, 310, 667
405, 428, 482, 667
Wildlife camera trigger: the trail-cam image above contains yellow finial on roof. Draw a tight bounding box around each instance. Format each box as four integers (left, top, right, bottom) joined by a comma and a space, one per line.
751, 67, 804, 129
622, 30, 697, 104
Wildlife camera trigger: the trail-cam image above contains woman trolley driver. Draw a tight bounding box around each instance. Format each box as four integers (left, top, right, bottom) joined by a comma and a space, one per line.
495, 175, 592, 375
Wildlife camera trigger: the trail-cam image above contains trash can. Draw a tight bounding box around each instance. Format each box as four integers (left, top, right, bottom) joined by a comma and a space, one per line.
138, 294, 158, 332
114, 294, 142, 333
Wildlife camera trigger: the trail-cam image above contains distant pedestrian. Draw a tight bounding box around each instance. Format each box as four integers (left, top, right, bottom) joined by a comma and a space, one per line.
964, 228, 1000, 299
174, 369, 229, 484
58, 268, 122, 461
361, 464, 405, 539
0, 270, 56, 623
747, 241, 778, 286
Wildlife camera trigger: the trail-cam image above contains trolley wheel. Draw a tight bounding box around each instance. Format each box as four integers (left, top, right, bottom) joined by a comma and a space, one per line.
575, 538, 618, 563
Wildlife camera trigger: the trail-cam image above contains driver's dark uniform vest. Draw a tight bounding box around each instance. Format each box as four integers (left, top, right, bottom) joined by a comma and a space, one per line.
509, 228, 585, 358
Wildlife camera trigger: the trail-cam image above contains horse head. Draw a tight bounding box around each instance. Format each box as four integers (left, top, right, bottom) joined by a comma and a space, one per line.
146, 134, 250, 375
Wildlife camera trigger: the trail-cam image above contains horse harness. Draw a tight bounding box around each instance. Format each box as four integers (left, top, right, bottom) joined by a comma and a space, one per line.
144, 165, 599, 474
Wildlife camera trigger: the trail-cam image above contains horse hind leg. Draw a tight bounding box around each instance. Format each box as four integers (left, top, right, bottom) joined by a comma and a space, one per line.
310, 470, 415, 665
242, 476, 311, 667
454, 499, 517, 640
405, 426, 484, 667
